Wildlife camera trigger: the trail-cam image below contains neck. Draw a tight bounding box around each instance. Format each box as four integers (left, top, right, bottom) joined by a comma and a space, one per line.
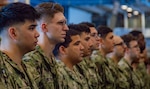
99, 48, 107, 57
124, 54, 132, 66
84, 55, 90, 60
1, 43, 24, 65
38, 33, 56, 57
131, 63, 138, 71
62, 58, 74, 70
111, 55, 120, 65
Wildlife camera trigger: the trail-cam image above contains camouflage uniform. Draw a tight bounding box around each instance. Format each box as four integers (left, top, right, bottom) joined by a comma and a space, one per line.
147, 74, 150, 88
91, 51, 115, 89
23, 46, 57, 89
133, 69, 145, 89
118, 58, 144, 89
75, 57, 102, 89
108, 58, 129, 89
0, 51, 7, 89
137, 62, 149, 88
0, 82, 6, 89
56, 60, 89, 89
0, 52, 38, 89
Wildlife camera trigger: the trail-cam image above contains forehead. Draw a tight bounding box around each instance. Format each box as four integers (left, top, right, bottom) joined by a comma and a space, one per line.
70, 35, 80, 44
129, 40, 138, 46
105, 32, 113, 38
114, 36, 123, 43
80, 32, 90, 39
51, 12, 66, 22
89, 27, 97, 33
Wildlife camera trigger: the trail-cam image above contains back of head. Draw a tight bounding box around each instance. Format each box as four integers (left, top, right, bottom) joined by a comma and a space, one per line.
121, 34, 136, 48
35, 2, 64, 21
68, 24, 90, 35
79, 22, 95, 27
97, 26, 113, 38
53, 29, 79, 56
0, 2, 40, 33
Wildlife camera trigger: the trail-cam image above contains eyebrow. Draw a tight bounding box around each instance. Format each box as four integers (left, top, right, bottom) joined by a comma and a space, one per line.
73, 40, 81, 45
29, 24, 37, 27
114, 42, 124, 46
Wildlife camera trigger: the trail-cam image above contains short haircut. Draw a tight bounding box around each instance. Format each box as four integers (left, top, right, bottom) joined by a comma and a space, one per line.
79, 22, 95, 27
97, 26, 113, 38
121, 34, 136, 48
130, 30, 145, 53
0, 2, 40, 34
35, 2, 64, 21
129, 30, 142, 38
53, 29, 79, 56
68, 24, 90, 35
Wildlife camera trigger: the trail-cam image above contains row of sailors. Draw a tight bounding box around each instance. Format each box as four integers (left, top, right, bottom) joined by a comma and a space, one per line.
0, 2, 150, 89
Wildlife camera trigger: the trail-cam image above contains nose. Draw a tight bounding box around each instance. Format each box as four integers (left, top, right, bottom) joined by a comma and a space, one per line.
63, 24, 69, 31
96, 34, 100, 41
35, 30, 40, 38
89, 38, 94, 49
80, 44, 84, 50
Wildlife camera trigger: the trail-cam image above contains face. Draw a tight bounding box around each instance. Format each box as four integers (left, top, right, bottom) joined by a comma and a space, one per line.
46, 12, 69, 44
80, 32, 93, 57
90, 27, 100, 50
15, 20, 39, 53
129, 40, 140, 63
101, 32, 114, 54
113, 36, 126, 59
65, 35, 84, 64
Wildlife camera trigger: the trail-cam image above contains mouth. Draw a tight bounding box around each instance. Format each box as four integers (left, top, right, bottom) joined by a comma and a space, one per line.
80, 52, 84, 56
34, 41, 38, 45
61, 34, 66, 38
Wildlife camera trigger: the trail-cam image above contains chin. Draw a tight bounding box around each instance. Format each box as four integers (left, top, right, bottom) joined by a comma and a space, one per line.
59, 39, 65, 43
78, 59, 83, 63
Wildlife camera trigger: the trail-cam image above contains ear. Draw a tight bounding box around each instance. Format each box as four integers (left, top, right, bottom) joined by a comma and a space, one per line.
125, 47, 130, 54
41, 23, 48, 32
8, 27, 17, 40
59, 46, 66, 55
99, 37, 103, 45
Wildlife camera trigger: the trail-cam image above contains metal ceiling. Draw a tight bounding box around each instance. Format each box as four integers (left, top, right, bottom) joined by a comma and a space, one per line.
30, 0, 150, 14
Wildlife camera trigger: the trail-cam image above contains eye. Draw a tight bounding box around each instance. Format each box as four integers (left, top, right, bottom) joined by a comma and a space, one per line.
74, 41, 80, 45
57, 21, 67, 25
29, 27, 35, 30
29, 25, 36, 30
85, 37, 90, 41
90, 33, 96, 37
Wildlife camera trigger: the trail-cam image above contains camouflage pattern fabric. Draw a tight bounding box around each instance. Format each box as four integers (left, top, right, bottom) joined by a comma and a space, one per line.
56, 61, 89, 89
0, 52, 38, 89
23, 46, 57, 89
91, 51, 116, 89
75, 57, 102, 89
108, 58, 129, 89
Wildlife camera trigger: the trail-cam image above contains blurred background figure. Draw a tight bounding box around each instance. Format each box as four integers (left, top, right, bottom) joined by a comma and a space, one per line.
130, 30, 149, 88
91, 26, 116, 89
107, 35, 129, 89
119, 34, 144, 89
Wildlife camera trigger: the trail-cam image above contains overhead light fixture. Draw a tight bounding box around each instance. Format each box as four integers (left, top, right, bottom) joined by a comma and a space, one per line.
121, 5, 128, 10
127, 7, 132, 12
133, 11, 139, 15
